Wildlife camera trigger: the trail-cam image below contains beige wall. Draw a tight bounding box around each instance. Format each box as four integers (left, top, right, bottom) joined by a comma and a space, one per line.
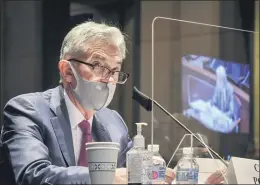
108, 5, 136, 134
140, 1, 221, 119
120, 14, 135, 133
110, 0, 253, 161
140, 1, 222, 162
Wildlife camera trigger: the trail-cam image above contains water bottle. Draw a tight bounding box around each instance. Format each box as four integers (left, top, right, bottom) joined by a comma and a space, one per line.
176, 147, 199, 184
147, 144, 166, 184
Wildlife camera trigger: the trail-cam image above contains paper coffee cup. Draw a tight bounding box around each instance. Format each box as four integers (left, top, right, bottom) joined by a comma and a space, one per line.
86, 142, 120, 184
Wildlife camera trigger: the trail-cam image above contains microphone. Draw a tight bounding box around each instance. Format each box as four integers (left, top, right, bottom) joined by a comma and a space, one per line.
132, 86, 228, 167
132, 86, 152, 111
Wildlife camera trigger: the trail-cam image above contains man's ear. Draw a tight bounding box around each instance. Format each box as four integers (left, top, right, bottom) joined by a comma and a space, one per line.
58, 60, 74, 83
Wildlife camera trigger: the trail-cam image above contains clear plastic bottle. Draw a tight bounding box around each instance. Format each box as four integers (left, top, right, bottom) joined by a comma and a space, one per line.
176, 147, 199, 184
147, 144, 166, 184
127, 123, 152, 185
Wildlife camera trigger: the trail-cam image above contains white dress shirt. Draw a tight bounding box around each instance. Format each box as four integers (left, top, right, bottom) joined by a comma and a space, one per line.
64, 91, 93, 164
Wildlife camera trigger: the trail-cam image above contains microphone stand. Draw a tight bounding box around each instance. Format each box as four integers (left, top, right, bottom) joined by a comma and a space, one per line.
132, 86, 228, 167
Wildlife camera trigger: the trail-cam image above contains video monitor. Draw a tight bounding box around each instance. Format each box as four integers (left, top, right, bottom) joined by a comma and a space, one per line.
182, 54, 250, 134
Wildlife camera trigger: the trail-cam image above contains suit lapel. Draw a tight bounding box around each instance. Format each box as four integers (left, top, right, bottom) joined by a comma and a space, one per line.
50, 86, 76, 166
49, 86, 113, 166
92, 115, 112, 142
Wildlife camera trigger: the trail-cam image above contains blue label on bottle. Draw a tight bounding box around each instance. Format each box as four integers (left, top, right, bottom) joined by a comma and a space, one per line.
152, 166, 166, 181
176, 168, 198, 183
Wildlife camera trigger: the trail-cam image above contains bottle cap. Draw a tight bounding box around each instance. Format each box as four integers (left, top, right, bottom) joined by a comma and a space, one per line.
133, 122, 147, 148
147, 144, 159, 152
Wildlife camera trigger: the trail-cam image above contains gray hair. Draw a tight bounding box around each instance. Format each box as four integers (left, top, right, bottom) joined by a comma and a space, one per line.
216, 65, 227, 78
216, 65, 228, 87
60, 21, 126, 60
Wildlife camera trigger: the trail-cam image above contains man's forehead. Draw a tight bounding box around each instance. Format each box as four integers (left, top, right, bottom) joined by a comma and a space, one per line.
87, 45, 123, 64
88, 40, 120, 54
89, 52, 122, 64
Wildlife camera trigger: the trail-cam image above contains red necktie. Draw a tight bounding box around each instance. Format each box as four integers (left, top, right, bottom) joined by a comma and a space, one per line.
78, 120, 92, 166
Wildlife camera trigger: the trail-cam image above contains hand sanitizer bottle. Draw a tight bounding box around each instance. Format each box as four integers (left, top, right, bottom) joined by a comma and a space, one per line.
127, 123, 152, 185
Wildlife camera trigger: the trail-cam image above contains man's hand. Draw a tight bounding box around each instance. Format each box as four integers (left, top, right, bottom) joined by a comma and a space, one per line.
205, 169, 226, 184
165, 167, 175, 184
113, 168, 127, 184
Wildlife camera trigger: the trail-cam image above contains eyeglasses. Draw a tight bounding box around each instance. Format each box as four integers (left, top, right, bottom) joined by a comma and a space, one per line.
68, 58, 130, 84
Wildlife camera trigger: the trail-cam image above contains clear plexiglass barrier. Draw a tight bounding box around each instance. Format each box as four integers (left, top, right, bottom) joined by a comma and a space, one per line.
143, 17, 259, 184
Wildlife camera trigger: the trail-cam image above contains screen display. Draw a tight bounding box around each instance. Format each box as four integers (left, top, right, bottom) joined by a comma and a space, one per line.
182, 54, 250, 134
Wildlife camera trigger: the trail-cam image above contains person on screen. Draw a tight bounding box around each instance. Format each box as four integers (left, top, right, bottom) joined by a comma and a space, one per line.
1, 21, 176, 185
211, 65, 235, 120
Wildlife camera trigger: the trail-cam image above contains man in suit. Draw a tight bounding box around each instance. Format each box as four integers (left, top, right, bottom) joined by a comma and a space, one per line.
1, 21, 141, 184
0, 20, 228, 185
211, 65, 235, 120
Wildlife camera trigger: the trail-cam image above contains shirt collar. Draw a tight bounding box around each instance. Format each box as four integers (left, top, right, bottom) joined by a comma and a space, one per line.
64, 90, 93, 129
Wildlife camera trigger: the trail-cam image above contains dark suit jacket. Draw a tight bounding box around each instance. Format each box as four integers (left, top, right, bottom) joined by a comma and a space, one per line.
212, 83, 235, 119
1, 86, 133, 185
